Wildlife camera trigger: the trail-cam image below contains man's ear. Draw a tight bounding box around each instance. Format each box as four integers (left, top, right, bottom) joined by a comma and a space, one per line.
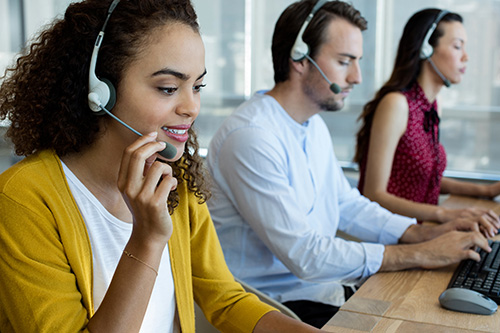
289, 58, 306, 75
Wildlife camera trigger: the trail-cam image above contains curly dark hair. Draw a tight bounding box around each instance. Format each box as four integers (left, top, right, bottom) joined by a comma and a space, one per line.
354, 9, 462, 165
0, 0, 210, 212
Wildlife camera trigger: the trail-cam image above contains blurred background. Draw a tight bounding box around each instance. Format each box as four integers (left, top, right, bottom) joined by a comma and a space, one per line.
2, 0, 500, 182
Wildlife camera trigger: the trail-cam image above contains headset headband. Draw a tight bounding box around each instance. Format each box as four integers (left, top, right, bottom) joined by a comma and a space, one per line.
88, 0, 121, 113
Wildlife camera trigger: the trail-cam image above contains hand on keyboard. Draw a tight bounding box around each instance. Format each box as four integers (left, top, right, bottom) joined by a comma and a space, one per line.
447, 240, 500, 304
418, 230, 491, 270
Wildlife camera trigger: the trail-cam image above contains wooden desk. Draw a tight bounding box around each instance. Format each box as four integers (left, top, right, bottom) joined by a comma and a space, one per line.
323, 195, 500, 332
324, 310, 480, 332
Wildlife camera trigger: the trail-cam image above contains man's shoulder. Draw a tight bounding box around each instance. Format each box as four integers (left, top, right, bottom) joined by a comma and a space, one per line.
208, 93, 291, 165
211, 93, 282, 142
232, 92, 280, 123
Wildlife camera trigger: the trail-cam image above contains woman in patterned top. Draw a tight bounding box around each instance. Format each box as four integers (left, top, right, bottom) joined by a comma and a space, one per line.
354, 8, 500, 234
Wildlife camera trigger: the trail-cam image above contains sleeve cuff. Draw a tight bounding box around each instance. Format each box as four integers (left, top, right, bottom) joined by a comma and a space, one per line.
378, 215, 416, 245
361, 243, 385, 278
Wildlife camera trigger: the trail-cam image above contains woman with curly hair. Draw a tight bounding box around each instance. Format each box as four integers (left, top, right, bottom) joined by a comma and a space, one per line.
0, 0, 319, 332
354, 8, 500, 232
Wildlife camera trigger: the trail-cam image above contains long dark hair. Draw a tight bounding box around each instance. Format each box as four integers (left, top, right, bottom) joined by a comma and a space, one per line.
0, 0, 210, 211
354, 8, 462, 164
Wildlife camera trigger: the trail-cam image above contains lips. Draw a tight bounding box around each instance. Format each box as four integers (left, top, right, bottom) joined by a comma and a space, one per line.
161, 124, 191, 143
341, 89, 352, 97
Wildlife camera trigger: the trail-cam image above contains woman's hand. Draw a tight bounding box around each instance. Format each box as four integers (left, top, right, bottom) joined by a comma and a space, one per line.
437, 207, 499, 238
477, 211, 500, 238
117, 132, 177, 246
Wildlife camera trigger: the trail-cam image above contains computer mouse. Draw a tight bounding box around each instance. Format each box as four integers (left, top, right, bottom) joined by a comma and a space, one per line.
439, 288, 498, 315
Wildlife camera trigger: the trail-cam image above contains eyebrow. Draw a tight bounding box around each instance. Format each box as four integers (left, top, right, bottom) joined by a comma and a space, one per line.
338, 53, 361, 60
339, 53, 363, 60
152, 68, 207, 81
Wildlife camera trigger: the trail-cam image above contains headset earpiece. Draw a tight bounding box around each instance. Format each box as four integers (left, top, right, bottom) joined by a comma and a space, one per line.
88, 77, 116, 115
419, 39, 434, 59
290, 30, 309, 61
100, 78, 116, 111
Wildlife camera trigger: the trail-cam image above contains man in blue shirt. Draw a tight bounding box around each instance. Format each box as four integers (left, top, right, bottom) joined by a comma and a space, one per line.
206, 0, 491, 328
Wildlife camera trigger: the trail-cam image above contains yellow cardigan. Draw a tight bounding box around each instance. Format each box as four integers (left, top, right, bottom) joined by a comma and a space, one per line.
0, 150, 274, 332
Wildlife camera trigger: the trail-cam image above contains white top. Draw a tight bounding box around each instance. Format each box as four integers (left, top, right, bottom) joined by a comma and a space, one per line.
207, 91, 416, 306
62, 162, 179, 332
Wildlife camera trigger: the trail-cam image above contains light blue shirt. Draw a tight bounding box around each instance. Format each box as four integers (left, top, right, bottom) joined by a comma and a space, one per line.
206, 92, 416, 306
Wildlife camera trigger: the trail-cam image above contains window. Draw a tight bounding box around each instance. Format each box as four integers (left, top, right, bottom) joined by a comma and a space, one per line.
0, 0, 73, 125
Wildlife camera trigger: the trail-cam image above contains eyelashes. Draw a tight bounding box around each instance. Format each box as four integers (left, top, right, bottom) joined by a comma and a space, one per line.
159, 83, 206, 95
193, 84, 207, 93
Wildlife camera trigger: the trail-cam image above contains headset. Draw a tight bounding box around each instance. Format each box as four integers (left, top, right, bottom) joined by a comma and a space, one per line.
88, 0, 120, 114
419, 10, 449, 59
87, 0, 177, 159
420, 10, 449, 59
290, 0, 341, 94
419, 10, 451, 87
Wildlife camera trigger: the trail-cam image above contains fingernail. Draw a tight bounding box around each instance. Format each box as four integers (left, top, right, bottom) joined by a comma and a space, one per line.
148, 132, 158, 137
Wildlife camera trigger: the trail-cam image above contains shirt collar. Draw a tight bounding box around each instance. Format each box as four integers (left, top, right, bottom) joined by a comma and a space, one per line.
259, 92, 311, 130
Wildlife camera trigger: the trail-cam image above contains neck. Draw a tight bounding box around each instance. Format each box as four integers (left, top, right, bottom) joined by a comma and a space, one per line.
61, 131, 132, 221
266, 80, 318, 124
418, 61, 445, 103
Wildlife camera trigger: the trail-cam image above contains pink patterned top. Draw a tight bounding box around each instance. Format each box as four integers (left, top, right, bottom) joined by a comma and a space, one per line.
359, 82, 447, 205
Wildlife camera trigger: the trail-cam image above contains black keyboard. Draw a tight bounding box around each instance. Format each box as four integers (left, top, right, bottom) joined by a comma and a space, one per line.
447, 240, 500, 304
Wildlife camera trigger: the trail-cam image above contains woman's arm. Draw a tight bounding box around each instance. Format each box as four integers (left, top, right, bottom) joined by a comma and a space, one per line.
88, 135, 176, 332
362, 92, 444, 222
0, 136, 175, 332
362, 94, 499, 234
441, 177, 500, 198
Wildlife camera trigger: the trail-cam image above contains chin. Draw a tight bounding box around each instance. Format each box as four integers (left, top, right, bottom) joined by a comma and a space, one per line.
321, 100, 344, 112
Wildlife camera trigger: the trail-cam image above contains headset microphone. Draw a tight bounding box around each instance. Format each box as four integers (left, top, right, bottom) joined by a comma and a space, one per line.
428, 58, 451, 88
290, 0, 341, 94
304, 54, 341, 94
87, 0, 177, 160
419, 10, 451, 88
88, 93, 177, 159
